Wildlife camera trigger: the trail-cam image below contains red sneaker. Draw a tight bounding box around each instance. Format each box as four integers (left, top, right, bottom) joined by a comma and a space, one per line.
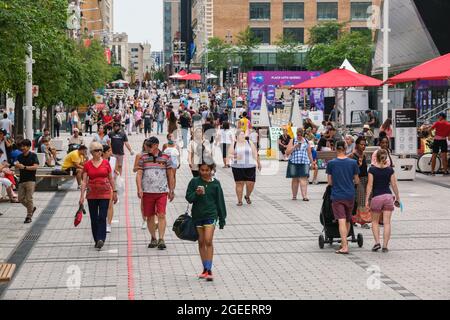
198, 270, 208, 279
205, 271, 214, 282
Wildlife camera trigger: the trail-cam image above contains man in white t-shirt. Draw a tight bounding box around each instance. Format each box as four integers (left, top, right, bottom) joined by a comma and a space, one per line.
0, 113, 12, 135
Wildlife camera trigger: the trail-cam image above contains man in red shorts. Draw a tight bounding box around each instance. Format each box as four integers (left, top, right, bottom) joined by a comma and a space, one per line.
326, 141, 360, 254
136, 137, 175, 250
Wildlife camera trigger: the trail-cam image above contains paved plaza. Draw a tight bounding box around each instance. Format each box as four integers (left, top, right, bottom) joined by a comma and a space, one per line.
1, 133, 449, 300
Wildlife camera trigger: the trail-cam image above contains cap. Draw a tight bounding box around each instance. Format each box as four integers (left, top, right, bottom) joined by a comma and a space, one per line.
363, 124, 370, 129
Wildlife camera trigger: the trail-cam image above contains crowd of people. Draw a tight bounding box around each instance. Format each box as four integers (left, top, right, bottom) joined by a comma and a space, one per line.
2, 81, 449, 282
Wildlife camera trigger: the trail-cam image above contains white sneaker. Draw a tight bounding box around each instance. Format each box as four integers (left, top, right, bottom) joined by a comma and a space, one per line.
106, 224, 112, 233
141, 220, 147, 229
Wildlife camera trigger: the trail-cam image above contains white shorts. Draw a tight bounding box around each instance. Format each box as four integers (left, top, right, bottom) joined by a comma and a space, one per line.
0, 177, 12, 188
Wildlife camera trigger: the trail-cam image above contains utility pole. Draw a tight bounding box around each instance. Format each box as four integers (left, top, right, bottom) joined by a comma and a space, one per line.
25, 45, 34, 141
382, 0, 390, 123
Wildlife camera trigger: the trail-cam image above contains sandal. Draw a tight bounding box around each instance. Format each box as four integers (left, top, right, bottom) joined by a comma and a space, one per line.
237, 202, 243, 207
303, 198, 309, 202
335, 249, 349, 255
244, 196, 252, 204
292, 197, 297, 200
372, 244, 381, 252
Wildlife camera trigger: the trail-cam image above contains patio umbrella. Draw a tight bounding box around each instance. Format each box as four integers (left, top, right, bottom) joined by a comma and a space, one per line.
292, 68, 383, 126
206, 73, 218, 80
386, 53, 450, 84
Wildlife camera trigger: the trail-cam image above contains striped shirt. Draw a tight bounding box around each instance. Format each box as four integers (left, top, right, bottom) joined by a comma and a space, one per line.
289, 138, 311, 165
138, 151, 173, 193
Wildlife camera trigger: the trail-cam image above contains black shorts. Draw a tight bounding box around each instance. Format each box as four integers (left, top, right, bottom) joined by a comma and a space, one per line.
433, 140, 448, 154
232, 167, 256, 182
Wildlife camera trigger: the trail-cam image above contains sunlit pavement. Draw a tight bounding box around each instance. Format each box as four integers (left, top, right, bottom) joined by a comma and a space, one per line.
1, 131, 449, 300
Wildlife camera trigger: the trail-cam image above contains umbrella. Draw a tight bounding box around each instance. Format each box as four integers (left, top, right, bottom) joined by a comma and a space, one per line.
386, 53, 450, 84
291, 69, 383, 126
169, 73, 183, 79
292, 68, 383, 89
111, 79, 129, 84
182, 73, 202, 81
206, 73, 218, 80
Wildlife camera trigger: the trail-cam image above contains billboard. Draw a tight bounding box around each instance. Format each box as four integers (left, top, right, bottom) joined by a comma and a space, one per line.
247, 71, 323, 112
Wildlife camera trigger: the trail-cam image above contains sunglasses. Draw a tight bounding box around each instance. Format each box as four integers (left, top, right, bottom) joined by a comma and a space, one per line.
92, 149, 103, 153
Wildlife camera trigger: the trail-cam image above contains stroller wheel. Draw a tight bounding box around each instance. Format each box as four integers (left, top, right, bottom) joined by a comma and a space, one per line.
357, 234, 364, 248
318, 235, 325, 249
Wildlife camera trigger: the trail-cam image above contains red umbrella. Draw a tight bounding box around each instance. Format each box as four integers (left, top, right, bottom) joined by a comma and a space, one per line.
292, 68, 383, 89
387, 53, 450, 84
179, 69, 187, 76
181, 73, 202, 81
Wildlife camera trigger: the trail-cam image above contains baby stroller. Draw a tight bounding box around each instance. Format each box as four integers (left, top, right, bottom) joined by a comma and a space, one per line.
319, 186, 363, 249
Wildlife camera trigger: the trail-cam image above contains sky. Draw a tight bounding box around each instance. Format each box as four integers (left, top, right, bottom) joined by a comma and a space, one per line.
114, 0, 163, 51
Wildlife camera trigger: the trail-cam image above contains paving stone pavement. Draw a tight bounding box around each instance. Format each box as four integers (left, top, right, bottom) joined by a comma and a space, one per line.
1, 132, 449, 300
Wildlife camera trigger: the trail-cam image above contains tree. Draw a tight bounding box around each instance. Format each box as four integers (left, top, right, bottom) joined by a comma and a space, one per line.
308, 21, 345, 45
275, 33, 302, 70
235, 27, 261, 72
307, 31, 373, 73
206, 37, 231, 74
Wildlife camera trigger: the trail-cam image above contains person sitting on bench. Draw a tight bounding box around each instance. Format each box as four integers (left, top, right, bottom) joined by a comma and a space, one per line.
62, 145, 88, 189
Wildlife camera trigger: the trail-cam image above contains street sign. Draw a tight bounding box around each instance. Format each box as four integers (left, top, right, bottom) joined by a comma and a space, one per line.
32, 85, 39, 97
394, 109, 417, 155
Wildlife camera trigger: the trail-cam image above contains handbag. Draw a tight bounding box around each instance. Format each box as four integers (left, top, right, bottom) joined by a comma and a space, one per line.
74, 204, 86, 227
172, 205, 199, 242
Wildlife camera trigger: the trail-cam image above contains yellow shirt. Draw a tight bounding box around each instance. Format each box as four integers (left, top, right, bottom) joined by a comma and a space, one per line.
62, 151, 84, 171
287, 124, 294, 139
238, 117, 250, 132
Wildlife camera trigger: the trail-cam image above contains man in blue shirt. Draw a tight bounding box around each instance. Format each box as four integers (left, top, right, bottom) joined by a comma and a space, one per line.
326, 140, 360, 254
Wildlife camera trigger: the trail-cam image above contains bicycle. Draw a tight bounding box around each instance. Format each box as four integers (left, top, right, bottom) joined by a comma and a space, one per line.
416, 139, 450, 174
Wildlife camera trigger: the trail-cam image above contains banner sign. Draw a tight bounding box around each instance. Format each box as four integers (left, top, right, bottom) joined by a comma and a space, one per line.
394, 109, 417, 155
247, 71, 323, 112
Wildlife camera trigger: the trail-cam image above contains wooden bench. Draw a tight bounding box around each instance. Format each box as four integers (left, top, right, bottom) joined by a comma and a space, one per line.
15, 168, 76, 191
0, 264, 16, 283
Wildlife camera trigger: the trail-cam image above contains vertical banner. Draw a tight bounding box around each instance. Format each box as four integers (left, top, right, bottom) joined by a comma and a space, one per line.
394, 109, 417, 155
104, 48, 111, 65
310, 88, 325, 111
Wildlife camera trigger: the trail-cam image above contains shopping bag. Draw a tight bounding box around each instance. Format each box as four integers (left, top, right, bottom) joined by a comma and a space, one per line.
74, 204, 86, 227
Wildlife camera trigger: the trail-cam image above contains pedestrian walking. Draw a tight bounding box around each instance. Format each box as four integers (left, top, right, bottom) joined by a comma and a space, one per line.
134, 108, 143, 134
143, 108, 153, 138
92, 125, 111, 146
427, 113, 450, 175
108, 122, 134, 176
188, 128, 213, 177
134, 140, 150, 230
229, 129, 261, 206
14, 139, 39, 224
179, 109, 192, 149
285, 128, 314, 201
372, 136, 394, 168
79, 142, 117, 250
102, 145, 119, 234
365, 149, 401, 253
217, 122, 234, 168
156, 107, 165, 135
136, 137, 176, 250
125, 109, 133, 135
168, 109, 178, 135
326, 141, 360, 254
84, 110, 93, 135
186, 163, 226, 282
350, 137, 370, 228
54, 111, 62, 138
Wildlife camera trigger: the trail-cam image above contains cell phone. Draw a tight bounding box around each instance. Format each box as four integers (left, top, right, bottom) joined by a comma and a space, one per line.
394, 201, 400, 208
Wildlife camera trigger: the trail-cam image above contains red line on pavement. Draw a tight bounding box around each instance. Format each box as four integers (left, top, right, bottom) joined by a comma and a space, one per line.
124, 156, 135, 300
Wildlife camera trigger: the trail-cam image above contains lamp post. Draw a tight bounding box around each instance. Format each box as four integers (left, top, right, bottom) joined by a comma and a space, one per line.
25, 45, 34, 141
381, 0, 390, 123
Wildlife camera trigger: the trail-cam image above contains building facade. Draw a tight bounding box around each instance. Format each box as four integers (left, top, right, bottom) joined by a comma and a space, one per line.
78, 0, 114, 42
163, 0, 182, 69
111, 33, 129, 80
192, 0, 381, 68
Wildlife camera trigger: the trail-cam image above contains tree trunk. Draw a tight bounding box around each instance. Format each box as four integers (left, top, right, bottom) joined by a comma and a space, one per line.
39, 107, 43, 132
46, 105, 52, 131
15, 94, 24, 138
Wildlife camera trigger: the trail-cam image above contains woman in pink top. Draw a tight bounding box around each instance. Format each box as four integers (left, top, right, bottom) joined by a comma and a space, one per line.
379, 119, 393, 139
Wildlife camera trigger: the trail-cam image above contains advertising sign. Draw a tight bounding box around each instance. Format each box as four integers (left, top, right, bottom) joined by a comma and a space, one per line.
394, 109, 417, 155
247, 71, 323, 113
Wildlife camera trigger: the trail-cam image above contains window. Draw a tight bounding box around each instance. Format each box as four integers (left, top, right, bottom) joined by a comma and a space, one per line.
283, 2, 304, 20
317, 2, 338, 20
250, 3, 271, 20
131, 48, 139, 52
250, 28, 271, 44
351, 2, 371, 21
283, 28, 304, 43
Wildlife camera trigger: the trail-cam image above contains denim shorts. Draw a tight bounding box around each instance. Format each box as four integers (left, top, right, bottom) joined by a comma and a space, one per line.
194, 218, 217, 228
370, 194, 395, 213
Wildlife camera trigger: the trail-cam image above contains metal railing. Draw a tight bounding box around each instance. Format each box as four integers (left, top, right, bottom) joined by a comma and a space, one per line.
418, 99, 450, 124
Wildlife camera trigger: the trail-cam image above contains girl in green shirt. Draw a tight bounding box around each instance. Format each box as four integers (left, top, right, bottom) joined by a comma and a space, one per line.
185, 163, 227, 282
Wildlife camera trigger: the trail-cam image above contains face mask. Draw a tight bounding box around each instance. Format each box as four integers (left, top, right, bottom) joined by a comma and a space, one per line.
168, 140, 174, 145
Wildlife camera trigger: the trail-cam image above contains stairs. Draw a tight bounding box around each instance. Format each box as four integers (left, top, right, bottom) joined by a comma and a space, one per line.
417, 99, 450, 125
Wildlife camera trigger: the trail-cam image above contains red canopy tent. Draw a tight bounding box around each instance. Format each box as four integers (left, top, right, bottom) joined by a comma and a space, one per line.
386, 53, 450, 84
291, 68, 383, 126
181, 73, 202, 81
292, 68, 383, 89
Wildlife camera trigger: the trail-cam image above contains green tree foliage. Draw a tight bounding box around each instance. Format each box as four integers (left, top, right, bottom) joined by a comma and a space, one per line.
307, 23, 373, 73
275, 33, 302, 70
0, 0, 116, 126
308, 21, 345, 45
206, 37, 231, 73
235, 27, 261, 72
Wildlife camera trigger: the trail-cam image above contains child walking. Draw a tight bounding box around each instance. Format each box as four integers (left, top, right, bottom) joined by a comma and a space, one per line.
185, 163, 227, 281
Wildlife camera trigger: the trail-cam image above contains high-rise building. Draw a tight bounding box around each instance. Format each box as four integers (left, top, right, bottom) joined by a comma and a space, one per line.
111, 33, 129, 79
163, 0, 181, 69
191, 0, 381, 69
78, 0, 114, 42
